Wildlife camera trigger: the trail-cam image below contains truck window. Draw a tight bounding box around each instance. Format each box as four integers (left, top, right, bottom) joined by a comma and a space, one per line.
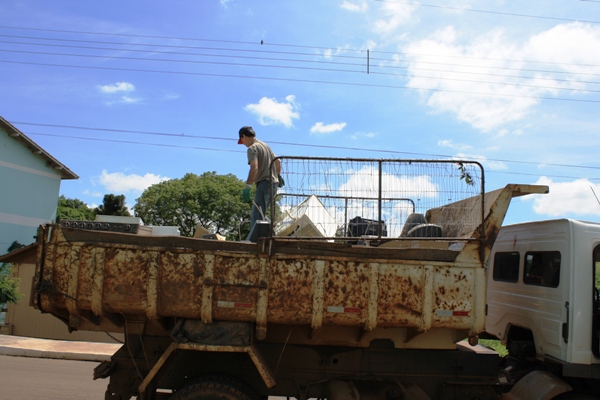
493, 252, 520, 282
523, 251, 561, 287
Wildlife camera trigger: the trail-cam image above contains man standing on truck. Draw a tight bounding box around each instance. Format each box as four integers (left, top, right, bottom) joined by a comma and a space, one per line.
238, 126, 281, 238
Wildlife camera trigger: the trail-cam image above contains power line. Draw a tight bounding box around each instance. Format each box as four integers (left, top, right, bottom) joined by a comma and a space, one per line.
3, 47, 599, 94
1, 28, 599, 70
3, 43, 597, 92
0, 34, 369, 62
2, 59, 599, 104
0, 25, 261, 46
0, 48, 366, 75
1, 30, 599, 97
2, 27, 599, 102
16, 122, 600, 172
25, 132, 242, 154
3, 37, 600, 82
23, 131, 600, 182
372, 0, 600, 24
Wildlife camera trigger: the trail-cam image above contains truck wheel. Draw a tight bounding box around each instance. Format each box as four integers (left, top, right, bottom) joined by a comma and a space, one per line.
169, 375, 261, 400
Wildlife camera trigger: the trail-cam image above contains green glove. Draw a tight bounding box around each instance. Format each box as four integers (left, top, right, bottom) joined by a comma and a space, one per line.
278, 174, 285, 188
242, 186, 252, 203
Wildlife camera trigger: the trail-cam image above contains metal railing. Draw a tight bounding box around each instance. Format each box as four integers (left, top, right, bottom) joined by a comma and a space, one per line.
268, 157, 484, 242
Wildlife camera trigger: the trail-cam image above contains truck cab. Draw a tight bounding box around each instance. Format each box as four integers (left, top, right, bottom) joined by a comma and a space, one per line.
486, 218, 600, 395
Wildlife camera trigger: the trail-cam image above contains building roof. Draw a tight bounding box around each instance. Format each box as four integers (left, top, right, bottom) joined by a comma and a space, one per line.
0, 116, 78, 180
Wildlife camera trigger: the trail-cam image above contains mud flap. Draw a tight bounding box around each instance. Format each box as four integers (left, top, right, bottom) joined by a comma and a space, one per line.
502, 370, 571, 400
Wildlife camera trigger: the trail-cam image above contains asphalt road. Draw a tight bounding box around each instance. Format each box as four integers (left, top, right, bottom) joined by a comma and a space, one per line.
0, 355, 297, 400
0, 355, 108, 399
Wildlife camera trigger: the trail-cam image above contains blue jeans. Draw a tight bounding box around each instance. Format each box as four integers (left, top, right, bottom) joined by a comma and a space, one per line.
249, 180, 278, 237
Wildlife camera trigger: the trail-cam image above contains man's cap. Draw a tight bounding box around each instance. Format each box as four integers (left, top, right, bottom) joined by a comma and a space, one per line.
238, 126, 255, 144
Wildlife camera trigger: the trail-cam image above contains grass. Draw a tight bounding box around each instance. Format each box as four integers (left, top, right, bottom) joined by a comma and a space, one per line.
479, 339, 509, 357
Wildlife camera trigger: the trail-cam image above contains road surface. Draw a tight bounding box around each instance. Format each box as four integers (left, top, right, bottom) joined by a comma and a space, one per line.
0, 355, 292, 399
0, 355, 107, 399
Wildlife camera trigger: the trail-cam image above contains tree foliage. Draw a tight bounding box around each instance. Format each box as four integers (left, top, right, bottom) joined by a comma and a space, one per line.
95, 194, 131, 216
0, 264, 21, 304
0, 241, 24, 304
456, 162, 475, 186
133, 172, 250, 239
56, 195, 95, 222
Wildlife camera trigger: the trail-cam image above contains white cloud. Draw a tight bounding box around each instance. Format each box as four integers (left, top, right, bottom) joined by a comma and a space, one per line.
372, 2, 418, 35
120, 96, 140, 104
98, 170, 169, 194
310, 121, 347, 135
338, 166, 438, 236
439, 144, 509, 171
438, 139, 472, 151
483, 160, 509, 171
340, 1, 368, 13
320, 45, 352, 60
339, 166, 438, 199
83, 189, 103, 198
523, 177, 600, 217
453, 152, 508, 171
98, 82, 135, 93
350, 131, 377, 140
440, 0, 475, 15
103, 96, 142, 106
245, 95, 300, 127
98, 82, 140, 105
164, 93, 180, 101
525, 22, 600, 81
401, 22, 600, 132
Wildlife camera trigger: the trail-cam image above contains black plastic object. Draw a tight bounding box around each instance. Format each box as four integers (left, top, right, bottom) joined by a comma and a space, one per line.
406, 223, 443, 238
248, 220, 271, 242
348, 216, 387, 237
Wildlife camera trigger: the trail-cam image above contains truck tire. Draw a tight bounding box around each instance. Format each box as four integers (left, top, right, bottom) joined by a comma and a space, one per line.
169, 374, 261, 400
552, 392, 599, 400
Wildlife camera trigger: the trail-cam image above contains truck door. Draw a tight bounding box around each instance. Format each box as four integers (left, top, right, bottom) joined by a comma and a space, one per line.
521, 249, 566, 357
593, 246, 600, 358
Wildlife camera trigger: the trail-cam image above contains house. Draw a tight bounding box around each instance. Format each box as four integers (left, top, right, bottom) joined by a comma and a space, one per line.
0, 116, 121, 342
0, 116, 78, 250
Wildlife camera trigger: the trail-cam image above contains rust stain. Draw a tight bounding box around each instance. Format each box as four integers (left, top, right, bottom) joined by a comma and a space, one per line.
394, 302, 422, 317
37, 224, 489, 335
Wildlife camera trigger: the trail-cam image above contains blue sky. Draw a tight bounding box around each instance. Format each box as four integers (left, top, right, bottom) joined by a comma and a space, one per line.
1, 0, 599, 226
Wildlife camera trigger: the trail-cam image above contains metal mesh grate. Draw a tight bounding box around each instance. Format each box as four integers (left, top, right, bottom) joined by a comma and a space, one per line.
270, 157, 483, 240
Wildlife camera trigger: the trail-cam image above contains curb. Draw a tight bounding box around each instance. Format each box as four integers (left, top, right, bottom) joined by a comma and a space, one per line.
0, 345, 113, 362
0, 334, 121, 362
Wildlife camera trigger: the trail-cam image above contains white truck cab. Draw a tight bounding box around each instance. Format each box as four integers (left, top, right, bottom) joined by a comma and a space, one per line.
486, 218, 600, 396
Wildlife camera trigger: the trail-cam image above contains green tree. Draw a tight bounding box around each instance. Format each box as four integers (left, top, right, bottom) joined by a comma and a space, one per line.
56, 195, 95, 222
133, 172, 249, 239
95, 194, 132, 216
0, 241, 24, 304
0, 264, 21, 304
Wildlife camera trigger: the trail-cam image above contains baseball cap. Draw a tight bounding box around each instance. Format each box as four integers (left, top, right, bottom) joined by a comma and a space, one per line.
238, 126, 255, 144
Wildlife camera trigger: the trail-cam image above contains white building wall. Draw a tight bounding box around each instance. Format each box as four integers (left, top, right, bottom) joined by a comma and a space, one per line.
0, 127, 61, 251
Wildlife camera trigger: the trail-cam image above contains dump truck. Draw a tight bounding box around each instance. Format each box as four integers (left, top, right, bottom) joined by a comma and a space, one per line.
1, 157, 598, 399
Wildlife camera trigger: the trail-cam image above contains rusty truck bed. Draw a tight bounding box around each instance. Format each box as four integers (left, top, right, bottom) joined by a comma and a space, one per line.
0, 184, 546, 350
